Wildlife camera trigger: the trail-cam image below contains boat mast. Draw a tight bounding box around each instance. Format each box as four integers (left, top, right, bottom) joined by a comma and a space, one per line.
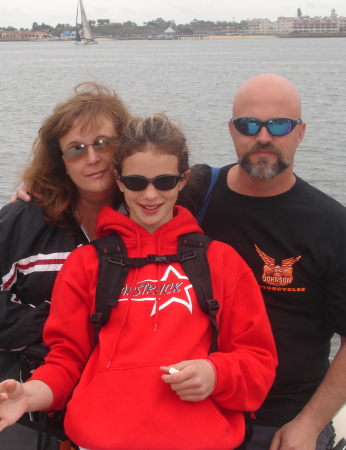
75, 1, 81, 42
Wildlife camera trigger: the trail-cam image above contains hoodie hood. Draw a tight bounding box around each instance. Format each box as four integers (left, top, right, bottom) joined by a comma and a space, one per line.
96, 205, 203, 256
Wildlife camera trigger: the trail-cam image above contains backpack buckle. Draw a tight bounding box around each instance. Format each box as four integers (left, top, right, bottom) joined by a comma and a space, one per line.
180, 250, 196, 261
90, 312, 103, 325
108, 256, 126, 266
206, 299, 219, 316
147, 254, 169, 263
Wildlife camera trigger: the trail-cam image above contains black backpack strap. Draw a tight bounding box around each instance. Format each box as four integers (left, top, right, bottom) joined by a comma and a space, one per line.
178, 233, 220, 354
196, 167, 220, 226
90, 234, 131, 348
90, 232, 220, 354
89, 233, 196, 347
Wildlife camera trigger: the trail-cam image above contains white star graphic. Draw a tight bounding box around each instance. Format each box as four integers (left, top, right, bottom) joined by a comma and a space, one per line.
118, 265, 193, 316
150, 266, 193, 316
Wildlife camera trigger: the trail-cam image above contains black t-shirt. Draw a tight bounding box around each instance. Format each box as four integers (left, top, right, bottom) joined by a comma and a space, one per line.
192, 164, 346, 426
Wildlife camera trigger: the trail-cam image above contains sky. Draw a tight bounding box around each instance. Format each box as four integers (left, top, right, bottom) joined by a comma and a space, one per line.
1, 0, 346, 29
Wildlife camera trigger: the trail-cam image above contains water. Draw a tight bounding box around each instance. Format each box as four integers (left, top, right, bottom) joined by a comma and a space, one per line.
0, 37, 345, 356
1, 38, 346, 205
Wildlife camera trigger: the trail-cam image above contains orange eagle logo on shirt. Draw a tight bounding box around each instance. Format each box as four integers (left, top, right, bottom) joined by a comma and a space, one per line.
255, 245, 301, 287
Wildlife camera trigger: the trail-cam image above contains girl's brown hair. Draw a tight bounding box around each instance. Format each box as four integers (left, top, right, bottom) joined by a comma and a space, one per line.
23, 82, 131, 227
114, 113, 198, 211
114, 113, 189, 175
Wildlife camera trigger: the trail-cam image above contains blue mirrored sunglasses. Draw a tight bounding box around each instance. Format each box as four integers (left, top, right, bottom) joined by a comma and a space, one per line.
230, 117, 302, 137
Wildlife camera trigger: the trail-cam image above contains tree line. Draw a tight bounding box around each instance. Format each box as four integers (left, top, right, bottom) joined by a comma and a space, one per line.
1, 17, 250, 37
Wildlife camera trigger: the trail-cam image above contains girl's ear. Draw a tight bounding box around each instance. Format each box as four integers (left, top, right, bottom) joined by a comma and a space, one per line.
114, 170, 124, 193
178, 170, 191, 192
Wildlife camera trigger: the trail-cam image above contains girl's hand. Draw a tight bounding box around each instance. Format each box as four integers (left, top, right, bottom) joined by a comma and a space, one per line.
0, 380, 29, 431
160, 359, 216, 402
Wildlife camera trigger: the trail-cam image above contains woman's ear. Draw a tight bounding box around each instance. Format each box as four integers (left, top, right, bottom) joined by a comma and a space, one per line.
178, 170, 191, 192
114, 170, 124, 193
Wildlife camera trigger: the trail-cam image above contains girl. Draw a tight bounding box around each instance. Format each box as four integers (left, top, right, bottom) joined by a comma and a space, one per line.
0, 114, 277, 450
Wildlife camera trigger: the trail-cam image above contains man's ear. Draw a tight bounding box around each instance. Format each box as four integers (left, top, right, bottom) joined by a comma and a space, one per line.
228, 121, 235, 139
297, 121, 307, 145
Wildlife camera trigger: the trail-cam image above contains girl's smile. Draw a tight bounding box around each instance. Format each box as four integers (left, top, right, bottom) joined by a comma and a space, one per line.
116, 149, 189, 233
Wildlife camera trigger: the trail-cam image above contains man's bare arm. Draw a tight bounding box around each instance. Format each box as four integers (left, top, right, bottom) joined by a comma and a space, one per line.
270, 335, 346, 450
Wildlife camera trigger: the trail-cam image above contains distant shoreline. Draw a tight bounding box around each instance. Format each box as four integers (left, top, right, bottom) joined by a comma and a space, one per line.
1, 33, 346, 43
209, 35, 276, 39
210, 33, 346, 38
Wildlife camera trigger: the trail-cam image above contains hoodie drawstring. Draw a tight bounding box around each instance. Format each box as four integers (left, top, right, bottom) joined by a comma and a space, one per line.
153, 230, 165, 332
106, 228, 142, 368
106, 227, 174, 367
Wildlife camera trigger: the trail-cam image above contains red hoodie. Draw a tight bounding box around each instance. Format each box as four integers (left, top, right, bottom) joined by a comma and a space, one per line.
32, 205, 277, 450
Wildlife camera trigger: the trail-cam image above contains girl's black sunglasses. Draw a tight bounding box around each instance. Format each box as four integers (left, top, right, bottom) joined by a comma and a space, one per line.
118, 173, 185, 191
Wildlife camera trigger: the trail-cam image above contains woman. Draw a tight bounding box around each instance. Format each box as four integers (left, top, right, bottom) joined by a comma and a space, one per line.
0, 82, 131, 448
0, 114, 277, 450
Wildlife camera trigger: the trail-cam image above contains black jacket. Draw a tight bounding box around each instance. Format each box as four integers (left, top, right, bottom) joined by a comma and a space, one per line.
0, 200, 88, 380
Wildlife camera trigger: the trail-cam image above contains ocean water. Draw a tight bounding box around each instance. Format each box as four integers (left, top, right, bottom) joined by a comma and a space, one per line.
1, 37, 346, 205
0, 37, 345, 356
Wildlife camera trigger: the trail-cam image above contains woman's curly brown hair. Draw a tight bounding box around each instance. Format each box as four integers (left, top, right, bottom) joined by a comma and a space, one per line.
23, 82, 131, 227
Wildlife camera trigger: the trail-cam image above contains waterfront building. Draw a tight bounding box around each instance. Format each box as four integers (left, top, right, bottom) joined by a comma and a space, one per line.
247, 9, 346, 35
247, 18, 275, 35
275, 17, 296, 34
1, 30, 48, 39
164, 27, 176, 36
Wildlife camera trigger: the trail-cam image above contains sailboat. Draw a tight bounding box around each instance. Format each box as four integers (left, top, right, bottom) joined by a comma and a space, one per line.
75, 0, 98, 44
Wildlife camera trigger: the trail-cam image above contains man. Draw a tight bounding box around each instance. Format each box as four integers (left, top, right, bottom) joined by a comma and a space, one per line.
196, 74, 346, 450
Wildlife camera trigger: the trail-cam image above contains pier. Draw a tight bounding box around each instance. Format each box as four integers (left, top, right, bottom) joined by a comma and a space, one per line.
176, 35, 209, 39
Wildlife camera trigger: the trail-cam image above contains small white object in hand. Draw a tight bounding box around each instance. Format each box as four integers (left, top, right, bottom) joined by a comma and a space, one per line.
169, 368, 179, 374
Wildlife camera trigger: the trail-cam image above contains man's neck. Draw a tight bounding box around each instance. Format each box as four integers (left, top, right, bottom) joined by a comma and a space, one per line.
227, 164, 296, 197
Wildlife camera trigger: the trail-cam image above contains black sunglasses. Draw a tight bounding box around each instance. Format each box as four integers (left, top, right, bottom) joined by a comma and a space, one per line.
61, 136, 117, 162
230, 117, 302, 137
118, 173, 185, 191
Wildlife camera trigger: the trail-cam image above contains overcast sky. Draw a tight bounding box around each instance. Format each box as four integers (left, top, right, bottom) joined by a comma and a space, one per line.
1, 0, 345, 29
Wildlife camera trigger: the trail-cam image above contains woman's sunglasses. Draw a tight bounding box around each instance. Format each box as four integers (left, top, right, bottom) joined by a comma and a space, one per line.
230, 117, 302, 137
61, 136, 117, 162
118, 173, 185, 191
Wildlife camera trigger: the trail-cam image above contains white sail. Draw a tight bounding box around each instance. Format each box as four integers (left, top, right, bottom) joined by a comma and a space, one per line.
79, 0, 93, 41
